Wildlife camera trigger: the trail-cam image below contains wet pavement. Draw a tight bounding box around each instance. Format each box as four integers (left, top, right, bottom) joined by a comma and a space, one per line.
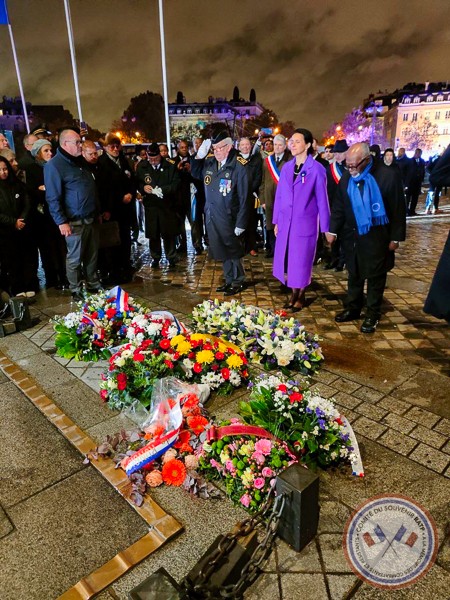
0, 192, 448, 599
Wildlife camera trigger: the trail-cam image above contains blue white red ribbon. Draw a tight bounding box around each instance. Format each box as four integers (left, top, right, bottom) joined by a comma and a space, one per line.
121, 397, 183, 475
151, 310, 187, 335
341, 416, 364, 477
266, 154, 281, 184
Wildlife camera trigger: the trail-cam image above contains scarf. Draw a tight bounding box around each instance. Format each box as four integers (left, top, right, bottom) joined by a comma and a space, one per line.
347, 158, 388, 236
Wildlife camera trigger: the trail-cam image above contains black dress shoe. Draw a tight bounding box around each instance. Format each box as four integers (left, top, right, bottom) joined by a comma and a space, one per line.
361, 316, 379, 333
334, 265, 345, 272
216, 283, 231, 292
71, 291, 84, 302
324, 261, 337, 270
335, 309, 361, 323
224, 283, 246, 296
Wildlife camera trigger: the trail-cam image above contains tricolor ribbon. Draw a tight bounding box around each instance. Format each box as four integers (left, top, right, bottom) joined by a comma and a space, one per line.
341, 415, 364, 477
121, 396, 183, 476
330, 161, 343, 184
151, 310, 187, 335
81, 314, 105, 340
107, 285, 129, 313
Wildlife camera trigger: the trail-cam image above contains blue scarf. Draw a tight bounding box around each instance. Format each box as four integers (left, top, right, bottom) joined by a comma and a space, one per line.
347, 158, 389, 235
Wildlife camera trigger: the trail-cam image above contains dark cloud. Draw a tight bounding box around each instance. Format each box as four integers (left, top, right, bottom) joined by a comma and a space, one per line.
0, 0, 449, 137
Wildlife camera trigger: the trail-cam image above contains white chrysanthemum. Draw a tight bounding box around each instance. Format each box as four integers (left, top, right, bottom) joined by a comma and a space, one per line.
183, 358, 194, 369
107, 379, 118, 390
229, 371, 241, 386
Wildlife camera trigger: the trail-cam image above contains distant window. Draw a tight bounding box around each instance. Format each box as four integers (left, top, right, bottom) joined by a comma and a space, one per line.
426, 95, 433, 102
443, 128, 449, 135
187, 108, 192, 114
404, 97, 411, 104
403, 113, 409, 121
413, 97, 420, 103
412, 113, 418, 121
435, 111, 441, 119
446, 111, 450, 119
195, 108, 200, 114
437, 94, 444, 101
176, 109, 181, 114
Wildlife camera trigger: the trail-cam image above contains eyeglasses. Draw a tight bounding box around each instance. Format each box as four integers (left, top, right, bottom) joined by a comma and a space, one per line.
213, 143, 230, 152
347, 155, 370, 170
108, 143, 121, 149
66, 139, 82, 146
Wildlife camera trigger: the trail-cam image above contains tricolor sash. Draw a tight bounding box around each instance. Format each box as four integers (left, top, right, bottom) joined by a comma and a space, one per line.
266, 154, 281, 185
151, 310, 187, 335
330, 162, 343, 184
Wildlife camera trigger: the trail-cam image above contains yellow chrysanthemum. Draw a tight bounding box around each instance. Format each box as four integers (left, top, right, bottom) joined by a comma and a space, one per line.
170, 334, 187, 347
226, 354, 243, 368
196, 350, 215, 364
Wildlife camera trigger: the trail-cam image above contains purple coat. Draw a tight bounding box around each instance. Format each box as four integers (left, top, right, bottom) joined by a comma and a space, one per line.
272, 155, 330, 288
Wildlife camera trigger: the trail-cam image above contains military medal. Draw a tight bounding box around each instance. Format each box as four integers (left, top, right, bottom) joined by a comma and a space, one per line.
144, 175, 152, 184
204, 174, 212, 185
219, 178, 232, 196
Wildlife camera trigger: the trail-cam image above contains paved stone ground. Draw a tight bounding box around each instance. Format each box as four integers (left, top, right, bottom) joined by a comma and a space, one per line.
0, 193, 449, 599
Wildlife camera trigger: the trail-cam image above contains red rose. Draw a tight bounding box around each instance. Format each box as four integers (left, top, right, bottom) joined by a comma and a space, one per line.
100, 389, 108, 401
289, 392, 303, 403
134, 352, 145, 362
221, 367, 230, 380
173, 351, 180, 360
91, 311, 98, 318
141, 340, 153, 349
160, 339, 171, 350
164, 359, 174, 369
203, 342, 212, 350
152, 349, 160, 356
193, 363, 202, 374
211, 364, 219, 371
117, 373, 127, 391
278, 384, 287, 393
106, 308, 116, 319
215, 352, 225, 360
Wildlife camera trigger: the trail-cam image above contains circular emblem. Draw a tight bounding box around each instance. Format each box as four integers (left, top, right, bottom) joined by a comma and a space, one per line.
372, 202, 381, 212
204, 174, 212, 185
343, 494, 438, 590
144, 175, 152, 184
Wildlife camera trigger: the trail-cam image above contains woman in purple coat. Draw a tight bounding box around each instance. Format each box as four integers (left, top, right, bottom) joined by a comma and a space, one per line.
273, 129, 330, 311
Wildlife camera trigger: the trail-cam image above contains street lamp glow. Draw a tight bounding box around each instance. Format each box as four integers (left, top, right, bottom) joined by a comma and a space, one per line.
135, 131, 140, 137
255, 129, 259, 134
115, 131, 122, 138
336, 125, 342, 132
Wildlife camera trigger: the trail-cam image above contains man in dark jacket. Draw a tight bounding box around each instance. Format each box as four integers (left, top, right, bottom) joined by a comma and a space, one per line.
405, 148, 425, 216
97, 133, 136, 283
191, 131, 249, 295
238, 137, 262, 256
326, 142, 406, 333
136, 143, 180, 268
44, 128, 101, 300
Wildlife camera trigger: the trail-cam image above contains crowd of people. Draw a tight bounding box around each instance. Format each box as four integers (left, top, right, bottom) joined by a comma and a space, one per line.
0, 124, 448, 328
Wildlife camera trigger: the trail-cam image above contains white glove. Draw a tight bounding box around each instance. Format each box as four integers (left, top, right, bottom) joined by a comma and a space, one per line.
196, 139, 212, 159
152, 186, 163, 198
234, 227, 245, 236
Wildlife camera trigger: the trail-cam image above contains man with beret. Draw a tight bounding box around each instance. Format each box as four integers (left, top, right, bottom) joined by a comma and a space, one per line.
44, 128, 101, 300
30, 124, 52, 141
97, 132, 137, 283
136, 143, 181, 268
191, 131, 249, 295
324, 139, 349, 271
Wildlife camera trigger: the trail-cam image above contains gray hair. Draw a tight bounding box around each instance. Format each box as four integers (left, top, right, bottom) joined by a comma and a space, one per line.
273, 134, 286, 148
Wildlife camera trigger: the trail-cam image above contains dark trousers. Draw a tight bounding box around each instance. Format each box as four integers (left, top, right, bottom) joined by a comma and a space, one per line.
346, 271, 387, 319
266, 229, 276, 255
149, 235, 177, 263
223, 258, 245, 285
246, 207, 258, 252
65, 220, 100, 293
406, 183, 421, 215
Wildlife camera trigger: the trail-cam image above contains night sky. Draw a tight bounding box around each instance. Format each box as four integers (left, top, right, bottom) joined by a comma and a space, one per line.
1, 0, 449, 137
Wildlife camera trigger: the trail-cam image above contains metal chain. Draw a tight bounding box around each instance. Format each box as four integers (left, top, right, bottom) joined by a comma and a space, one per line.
182, 490, 288, 599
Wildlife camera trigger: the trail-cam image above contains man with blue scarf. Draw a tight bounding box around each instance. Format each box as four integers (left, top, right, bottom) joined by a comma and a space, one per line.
326, 143, 406, 333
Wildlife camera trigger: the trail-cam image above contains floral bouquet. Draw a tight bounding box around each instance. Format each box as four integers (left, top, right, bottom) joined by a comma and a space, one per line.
166, 333, 249, 395
126, 311, 189, 345
192, 299, 324, 376
239, 373, 356, 470
100, 340, 173, 410
87, 387, 220, 505
53, 286, 145, 362
198, 420, 297, 513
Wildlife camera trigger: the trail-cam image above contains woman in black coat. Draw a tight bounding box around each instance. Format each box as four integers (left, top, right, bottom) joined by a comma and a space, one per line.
0, 157, 39, 296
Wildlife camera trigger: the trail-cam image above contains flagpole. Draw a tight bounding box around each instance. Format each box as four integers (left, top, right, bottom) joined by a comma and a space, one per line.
63, 0, 83, 125
6, 23, 30, 132
158, 0, 171, 156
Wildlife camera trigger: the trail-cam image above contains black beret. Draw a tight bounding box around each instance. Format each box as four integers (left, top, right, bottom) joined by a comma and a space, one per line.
147, 142, 160, 156
332, 139, 349, 153
212, 131, 231, 145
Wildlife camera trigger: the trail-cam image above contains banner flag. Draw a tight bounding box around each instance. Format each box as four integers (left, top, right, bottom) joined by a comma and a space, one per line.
0, 0, 10, 25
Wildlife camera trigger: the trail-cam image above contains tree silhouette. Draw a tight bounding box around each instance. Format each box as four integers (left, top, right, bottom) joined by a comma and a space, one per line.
116, 91, 166, 142
249, 88, 256, 102
233, 86, 240, 102
401, 117, 438, 151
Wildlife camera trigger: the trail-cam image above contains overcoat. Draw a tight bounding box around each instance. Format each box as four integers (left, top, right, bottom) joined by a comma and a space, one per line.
191, 149, 249, 261
272, 155, 330, 288
136, 158, 181, 238
330, 161, 406, 278
259, 151, 291, 230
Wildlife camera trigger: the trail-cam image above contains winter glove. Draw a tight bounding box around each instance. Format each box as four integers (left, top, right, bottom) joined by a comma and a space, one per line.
234, 227, 245, 236
196, 139, 212, 159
